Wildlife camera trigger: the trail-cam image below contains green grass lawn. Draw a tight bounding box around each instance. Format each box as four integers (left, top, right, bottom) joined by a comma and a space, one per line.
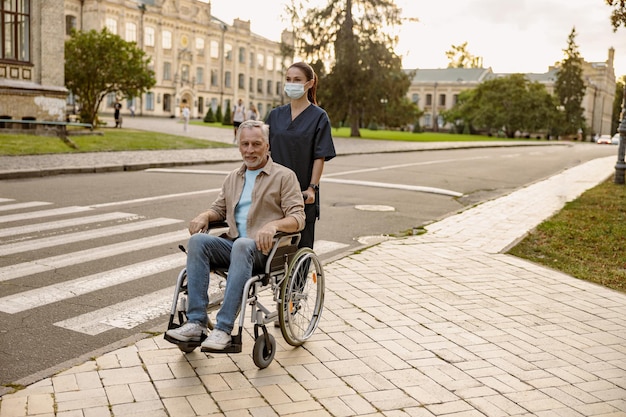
0, 128, 231, 155
508, 179, 626, 293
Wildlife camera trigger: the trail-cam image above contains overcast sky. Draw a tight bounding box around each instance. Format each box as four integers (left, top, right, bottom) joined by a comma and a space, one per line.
209, 0, 626, 78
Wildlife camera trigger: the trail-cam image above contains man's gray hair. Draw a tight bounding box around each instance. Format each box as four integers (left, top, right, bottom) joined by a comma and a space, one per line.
236, 120, 270, 143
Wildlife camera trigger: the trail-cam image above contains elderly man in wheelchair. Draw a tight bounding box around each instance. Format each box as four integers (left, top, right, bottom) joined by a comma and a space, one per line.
165, 120, 323, 367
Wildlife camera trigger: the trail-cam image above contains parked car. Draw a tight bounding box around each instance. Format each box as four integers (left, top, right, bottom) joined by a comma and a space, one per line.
612, 133, 621, 145
597, 135, 612, 144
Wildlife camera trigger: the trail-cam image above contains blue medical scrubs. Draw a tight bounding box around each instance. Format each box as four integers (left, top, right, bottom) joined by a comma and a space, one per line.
266, 104, 336, 248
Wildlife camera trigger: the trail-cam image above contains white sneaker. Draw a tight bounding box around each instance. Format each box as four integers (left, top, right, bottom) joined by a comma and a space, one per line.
166, 322, 205, 342
201, 329, 231, 350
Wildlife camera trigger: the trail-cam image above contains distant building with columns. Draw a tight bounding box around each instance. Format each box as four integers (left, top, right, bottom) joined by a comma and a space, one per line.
406, 48, 617, 137
63, 0, 293, 120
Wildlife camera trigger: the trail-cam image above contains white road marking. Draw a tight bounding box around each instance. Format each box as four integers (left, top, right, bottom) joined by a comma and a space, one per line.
144, 169, 230, 175
0, 206, 94, 224
322, 178, 463, 197
0, 212, 139, 239
0, 254, 185, 314
90, 189, 220, 208
0, 217, 182, 256
0, 201, 52, 212
54, 288, 173, 335
0, 198, 15, 203
0, 230, 188, 282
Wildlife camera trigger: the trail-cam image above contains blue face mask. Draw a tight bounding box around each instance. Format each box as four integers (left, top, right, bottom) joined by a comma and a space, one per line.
284, 82, 306, 99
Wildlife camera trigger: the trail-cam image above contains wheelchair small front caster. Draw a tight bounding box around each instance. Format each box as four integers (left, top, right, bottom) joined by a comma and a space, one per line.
252, 332, 276, 369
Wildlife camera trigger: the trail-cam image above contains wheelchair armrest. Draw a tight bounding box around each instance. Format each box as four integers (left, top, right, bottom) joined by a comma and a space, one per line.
208, 220, 229, 230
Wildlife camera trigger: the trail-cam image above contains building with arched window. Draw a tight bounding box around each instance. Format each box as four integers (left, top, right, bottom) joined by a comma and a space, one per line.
63, 0, 293, 121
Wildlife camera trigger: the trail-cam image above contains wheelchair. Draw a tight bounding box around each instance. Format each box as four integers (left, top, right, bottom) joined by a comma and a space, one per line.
164, 223, 325, 369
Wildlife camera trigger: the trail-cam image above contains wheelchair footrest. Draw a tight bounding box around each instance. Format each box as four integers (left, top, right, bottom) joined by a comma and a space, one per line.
164, 333, 204, 350
201, 334, 242, 354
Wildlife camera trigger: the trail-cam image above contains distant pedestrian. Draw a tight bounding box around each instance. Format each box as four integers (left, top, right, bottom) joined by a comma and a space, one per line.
114, 100, 122, 128
246, 103, 259, 121
232, 99, 245, 143
182, 106, 190, 132
130, 105, 135, 118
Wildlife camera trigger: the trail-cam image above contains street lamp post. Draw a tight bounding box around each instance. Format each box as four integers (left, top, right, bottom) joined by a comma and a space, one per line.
615, 85, 626, 184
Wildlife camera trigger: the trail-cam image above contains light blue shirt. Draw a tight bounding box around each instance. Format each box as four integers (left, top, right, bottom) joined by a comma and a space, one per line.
235, 168, 262, 237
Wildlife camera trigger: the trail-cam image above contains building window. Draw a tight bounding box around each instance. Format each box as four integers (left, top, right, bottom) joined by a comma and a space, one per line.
105, 17, 117, 34
257, 53, 264, 69
439, 94, 446, 106
257, 79, 263, 93
267, 80, 272, 94
210, 40, 219, 58
181, 65, 189, 82
225, 71, 232, 88
225, 43, 232, 61
162, 30, 172, 49
425, 94, 432, 106
411, 93, 419, 104
266, 55, 274, 71
144, 26, 154, 47
196, 67, 204, 84
163, 62, 171, 80
276, 81, 282, 95
453, 94, 459, 105
238, 73, 245, 89
125, 22, 137, 43
239, 47, 245, 63
211, 69, 218, 86
249, 77, 253, 92
1, 0, 30, 62
249, 52, 254, 68
146, 92, 154, 111
106, 92, 116, 107
65, 15, 76, 35
163, 94, 172, 112
195, 37, 204, 51
258, 103, 263, 117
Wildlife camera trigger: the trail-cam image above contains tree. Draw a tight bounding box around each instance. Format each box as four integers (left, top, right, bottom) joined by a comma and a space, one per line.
606, 0, 626, 31
287, 0, 416, 137
441, 74, 560, 137
203, 107, 215, 123
65, 29, 155, 127
554, 27, 586, 137
445, 42, 483, 68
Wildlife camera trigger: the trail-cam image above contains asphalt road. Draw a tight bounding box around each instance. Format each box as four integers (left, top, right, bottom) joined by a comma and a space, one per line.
0, 143, 618, 387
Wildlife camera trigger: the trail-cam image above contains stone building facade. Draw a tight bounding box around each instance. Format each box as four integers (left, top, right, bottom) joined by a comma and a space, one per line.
64, 0, 292, 121
407, 48, 617, 137
0, 0, 67, 122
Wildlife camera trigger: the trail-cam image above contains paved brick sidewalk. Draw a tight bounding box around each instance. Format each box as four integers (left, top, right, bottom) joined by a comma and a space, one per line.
1, 155, 624, 417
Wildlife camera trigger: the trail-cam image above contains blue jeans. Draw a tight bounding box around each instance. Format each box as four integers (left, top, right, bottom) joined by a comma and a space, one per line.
185, 233, 266, 334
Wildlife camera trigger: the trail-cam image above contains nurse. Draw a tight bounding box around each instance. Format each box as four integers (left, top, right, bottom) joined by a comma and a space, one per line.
265, 62, 336, 249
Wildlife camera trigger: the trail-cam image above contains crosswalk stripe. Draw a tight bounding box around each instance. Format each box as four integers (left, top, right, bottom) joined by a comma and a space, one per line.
0, 217, 182, 256
0, 206, 94, 224
0, 229, 189, 282
0, 254, 185, 314
0, 201, 52, 212
0, 212, 138, 239
54, 288, 173, 335
0, 198, 16, 203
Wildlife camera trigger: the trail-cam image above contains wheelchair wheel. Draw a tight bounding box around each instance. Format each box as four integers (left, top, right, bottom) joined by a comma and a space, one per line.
278, 248, 324, 346
252, 333, 276, 369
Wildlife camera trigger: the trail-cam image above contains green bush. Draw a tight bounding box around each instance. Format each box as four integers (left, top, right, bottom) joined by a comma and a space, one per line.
203, 107, 215, 123
222, 105, 232, 126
